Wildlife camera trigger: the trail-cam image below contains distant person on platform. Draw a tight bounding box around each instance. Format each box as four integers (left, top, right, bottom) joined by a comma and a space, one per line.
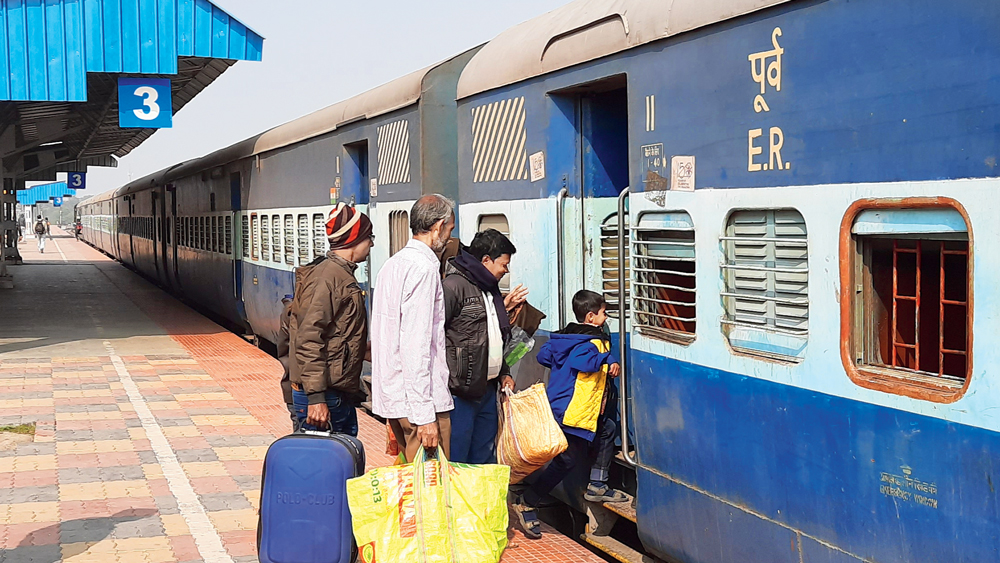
34, 216, 46, 253
371, 194, 456, 462
44, 218, 51, 239
289, 204, 374, 436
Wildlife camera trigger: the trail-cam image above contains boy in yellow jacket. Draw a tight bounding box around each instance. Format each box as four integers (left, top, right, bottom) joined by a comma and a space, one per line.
511, 290, 628, 539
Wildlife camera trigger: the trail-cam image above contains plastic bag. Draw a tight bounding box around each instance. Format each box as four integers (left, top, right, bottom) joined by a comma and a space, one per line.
347, 447, 510, 563
496, 383, 568, 484
503, 326, 535, 367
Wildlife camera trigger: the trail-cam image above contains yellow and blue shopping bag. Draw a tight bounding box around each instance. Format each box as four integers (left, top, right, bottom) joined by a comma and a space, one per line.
346, 447, 510, 563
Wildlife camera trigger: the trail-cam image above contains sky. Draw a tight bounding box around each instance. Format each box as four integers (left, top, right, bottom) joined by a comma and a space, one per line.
71, 0, 570, 194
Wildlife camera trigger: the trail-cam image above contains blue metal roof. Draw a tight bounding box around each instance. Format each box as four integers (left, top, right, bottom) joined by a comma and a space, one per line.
0, 0, 264, 102
17, 181, 75, 204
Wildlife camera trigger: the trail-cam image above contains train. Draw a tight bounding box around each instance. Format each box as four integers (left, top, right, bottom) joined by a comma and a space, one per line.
80, 0, 1000, 561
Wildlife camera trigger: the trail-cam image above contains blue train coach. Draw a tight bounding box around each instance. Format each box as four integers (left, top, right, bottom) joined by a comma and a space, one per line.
455, 0, 1000, 561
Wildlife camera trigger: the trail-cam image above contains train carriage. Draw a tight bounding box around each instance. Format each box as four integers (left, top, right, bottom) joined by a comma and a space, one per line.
453, 0, 1000, 561
78, 0, 1000, 560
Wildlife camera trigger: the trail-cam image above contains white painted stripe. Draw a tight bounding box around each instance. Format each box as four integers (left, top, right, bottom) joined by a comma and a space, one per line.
104, 342, 235, 563
52, 237, 68, 263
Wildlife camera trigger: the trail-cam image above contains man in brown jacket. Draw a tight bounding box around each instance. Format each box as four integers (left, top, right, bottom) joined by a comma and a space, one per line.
289, 203, 374, 436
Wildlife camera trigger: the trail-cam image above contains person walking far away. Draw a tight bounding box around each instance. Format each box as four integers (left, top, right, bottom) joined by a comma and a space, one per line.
275, 294, 296, 432
44, 218, 51, 239
34, 216, 46, 253
443, 229, 524, 464
289, 203, 374, 436
371, 194, 456, 462
512, 290, 629, 539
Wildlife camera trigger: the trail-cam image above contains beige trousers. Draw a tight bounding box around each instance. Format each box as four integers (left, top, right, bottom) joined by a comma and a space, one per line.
388, 412, 451, 463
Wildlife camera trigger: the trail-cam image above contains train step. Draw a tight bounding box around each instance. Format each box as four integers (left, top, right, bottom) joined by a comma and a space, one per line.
582, 532, 663, 563
603, 493, 637, 523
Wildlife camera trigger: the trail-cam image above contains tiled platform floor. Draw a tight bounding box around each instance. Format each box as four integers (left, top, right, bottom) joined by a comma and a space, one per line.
0, 230, 601, 563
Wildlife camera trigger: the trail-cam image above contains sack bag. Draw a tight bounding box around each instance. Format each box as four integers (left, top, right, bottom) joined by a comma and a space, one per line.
34, 222, 45, 235
347, 447, 510, 563
496, 383, 568, 484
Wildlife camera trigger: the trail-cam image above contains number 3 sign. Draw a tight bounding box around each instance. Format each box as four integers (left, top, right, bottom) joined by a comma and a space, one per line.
118, 78, 172, 129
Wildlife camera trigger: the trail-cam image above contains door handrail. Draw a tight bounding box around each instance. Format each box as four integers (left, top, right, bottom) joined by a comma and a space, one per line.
617, 188, 636, 467
555, 188, 569, 327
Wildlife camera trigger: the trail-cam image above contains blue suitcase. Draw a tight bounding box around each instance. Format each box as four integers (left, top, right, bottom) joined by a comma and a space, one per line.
258, 430, 365, 563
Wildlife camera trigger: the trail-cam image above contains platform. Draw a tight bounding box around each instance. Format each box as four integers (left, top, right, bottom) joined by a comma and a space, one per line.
0, 229, 602, 563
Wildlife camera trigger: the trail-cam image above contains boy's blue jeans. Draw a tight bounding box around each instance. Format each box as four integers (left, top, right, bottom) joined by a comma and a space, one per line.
522, 415, 617, 507
291, 388, 359, 437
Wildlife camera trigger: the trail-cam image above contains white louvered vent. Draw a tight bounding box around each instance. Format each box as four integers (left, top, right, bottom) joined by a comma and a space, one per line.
722, 209, 809, 360
600, 211, 630, 319
271, 215, 281, 263
313, 214, 327, 258
298, 215, 310, 265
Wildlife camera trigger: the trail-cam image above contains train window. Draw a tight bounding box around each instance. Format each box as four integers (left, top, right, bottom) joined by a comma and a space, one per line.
844, 202, 972, 400
478, 214, 511, 292
389, 210, 409, 257
212, 216, 219, 253
271, 215, 282, 263
225, 216, 233, 255
632, 212, 696, 345
722, 209, 809, 361
242, 215, 250, 259
284, 215, 295, 266
297, 215, 310, 264
261, 214, 270, 261
600, 211, 629, 320
313, 214, 327, 257
200, 217, 206, 250
251, 214, 259, 261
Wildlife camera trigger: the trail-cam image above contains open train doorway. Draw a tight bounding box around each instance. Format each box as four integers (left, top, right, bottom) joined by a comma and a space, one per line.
551, 75, 630, 327
344, 140, 370, 206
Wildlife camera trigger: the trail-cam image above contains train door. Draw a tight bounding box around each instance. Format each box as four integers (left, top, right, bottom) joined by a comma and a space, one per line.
344, 140, 374, 290
169, 186, 181, 291
230, 172, 247, 324
554, 77, 634, 495
156, 186, 170, 289
150, 190, 161, 282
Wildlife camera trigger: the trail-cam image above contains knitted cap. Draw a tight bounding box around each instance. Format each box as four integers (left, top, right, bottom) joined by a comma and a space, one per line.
326, 203, 373, 250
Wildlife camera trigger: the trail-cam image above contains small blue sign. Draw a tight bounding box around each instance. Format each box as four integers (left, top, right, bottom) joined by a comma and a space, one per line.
67, 172, 86, 191
53, 197, 63, 207
118, 78, 172, 129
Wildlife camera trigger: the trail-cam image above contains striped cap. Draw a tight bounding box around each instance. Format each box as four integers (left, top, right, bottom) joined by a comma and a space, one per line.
326, 203, 373, 250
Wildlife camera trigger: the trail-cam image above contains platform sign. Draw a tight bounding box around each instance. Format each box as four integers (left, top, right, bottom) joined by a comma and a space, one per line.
118, 78, 172, 129
67, 172, 86, 191
53, 197, 63, 207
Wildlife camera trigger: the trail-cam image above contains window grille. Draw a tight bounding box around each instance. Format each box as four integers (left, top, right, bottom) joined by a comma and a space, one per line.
632, 212, 696, 344
272, 215, 282, 263
241, 214, 250, 259
389, 210, 409, 257
722, 209, 809, 360
211, 216, 219, 253
225, 216, 233, 255
251, 214, 259, 261
600, 211, 630, 319
850, 209, 971, 386
298, 215, 310, 265
260, 215, 270, 261
313, 214, 327, 257
284, 215, 295, 266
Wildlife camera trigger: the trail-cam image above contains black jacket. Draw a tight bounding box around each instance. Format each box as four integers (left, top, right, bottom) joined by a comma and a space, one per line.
442, 260, 511, 401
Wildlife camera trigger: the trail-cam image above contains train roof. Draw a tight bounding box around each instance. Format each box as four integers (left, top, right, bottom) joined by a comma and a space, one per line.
79, 188, 118, 206
457, 0, 790, 99
116, 63, 437, 196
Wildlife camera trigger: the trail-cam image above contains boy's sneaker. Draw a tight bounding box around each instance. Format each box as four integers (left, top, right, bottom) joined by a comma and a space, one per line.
511, 495, 543, 540
584, 482, 629, 503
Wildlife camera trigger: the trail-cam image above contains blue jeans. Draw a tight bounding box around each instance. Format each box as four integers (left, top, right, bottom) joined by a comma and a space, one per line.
449, 380, 499, 464
291, 388, 359, 437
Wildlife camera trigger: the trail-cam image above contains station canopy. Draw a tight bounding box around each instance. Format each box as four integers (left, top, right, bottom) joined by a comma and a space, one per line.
16, 181, 73, 205
0, 0, 264, 185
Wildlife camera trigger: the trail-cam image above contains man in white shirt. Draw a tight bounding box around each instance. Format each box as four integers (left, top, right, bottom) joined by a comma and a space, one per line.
371, 194, 456, 462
